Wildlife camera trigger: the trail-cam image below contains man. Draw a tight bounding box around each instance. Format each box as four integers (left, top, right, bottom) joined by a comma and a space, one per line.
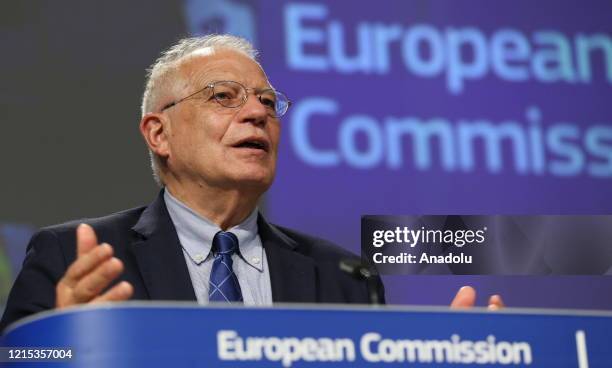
1, 35, 501, 332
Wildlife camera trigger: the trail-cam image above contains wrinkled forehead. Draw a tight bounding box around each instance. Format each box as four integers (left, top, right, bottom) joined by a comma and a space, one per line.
177, 47, 271, 89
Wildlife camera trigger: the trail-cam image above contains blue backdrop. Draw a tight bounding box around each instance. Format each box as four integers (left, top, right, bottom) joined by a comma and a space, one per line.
185, 0, 612, 308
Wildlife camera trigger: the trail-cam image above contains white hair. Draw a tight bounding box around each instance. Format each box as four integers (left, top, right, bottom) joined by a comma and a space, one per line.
141, 34, 259, 186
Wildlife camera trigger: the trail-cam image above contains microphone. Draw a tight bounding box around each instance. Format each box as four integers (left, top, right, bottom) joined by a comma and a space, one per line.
339, 258, 382, 305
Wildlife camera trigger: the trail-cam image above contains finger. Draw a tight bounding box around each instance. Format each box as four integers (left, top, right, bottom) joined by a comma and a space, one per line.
77, 223, 98, 257
488, 294, 505, 310
62, 243, 113, 288
450, 286, 476, 308
71, 258, 124, 303
92, 281, 134, 303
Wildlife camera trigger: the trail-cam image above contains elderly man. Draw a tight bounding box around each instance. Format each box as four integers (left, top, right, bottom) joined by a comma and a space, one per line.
1, 35, 501, 331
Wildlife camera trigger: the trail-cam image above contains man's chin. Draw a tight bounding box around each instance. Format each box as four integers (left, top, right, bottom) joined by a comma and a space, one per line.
228, 171, 275, 191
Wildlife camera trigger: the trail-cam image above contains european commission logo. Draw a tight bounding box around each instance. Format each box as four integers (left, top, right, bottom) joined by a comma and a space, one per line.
183, 0, 258, 44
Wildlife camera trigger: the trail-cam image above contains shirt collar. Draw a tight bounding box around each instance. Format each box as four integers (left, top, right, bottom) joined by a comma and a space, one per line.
163, 188, 263, 271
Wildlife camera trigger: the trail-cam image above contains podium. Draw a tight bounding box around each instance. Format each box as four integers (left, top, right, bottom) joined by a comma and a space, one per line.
2, 302, 612, 367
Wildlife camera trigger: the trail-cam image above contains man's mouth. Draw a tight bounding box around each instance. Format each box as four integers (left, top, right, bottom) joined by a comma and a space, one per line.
233, 138, 270, 152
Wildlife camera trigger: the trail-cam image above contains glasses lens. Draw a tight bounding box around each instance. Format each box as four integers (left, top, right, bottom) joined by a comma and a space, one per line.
212, 81, 290, 117
212, 81, 246, 108
260, 90, 290, 117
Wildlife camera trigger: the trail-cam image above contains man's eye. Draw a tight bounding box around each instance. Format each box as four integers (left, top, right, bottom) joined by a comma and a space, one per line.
260, 96, 276, 108
214, 92, 233, 100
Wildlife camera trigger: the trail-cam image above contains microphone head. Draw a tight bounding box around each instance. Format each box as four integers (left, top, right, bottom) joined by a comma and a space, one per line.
339, 258, 374, 279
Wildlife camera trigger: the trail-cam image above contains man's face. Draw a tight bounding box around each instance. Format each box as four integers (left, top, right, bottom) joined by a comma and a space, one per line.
162, 50, 280, 194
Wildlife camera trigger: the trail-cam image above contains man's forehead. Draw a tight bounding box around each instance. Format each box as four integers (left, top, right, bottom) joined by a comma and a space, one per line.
189, 47, 216, 58
179, 48, 269, 86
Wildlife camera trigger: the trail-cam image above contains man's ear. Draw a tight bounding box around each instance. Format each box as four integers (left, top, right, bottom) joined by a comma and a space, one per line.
140, 113, 170, 159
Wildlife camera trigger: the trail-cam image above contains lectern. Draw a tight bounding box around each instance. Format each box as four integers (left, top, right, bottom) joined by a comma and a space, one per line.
2, 303, 611, 367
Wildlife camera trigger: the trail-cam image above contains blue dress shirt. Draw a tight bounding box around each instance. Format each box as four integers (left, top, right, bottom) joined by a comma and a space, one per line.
163, 189, 273, 306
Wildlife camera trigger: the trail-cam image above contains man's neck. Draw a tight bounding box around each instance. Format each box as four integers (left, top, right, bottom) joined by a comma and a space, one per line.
164, 182, 261, 230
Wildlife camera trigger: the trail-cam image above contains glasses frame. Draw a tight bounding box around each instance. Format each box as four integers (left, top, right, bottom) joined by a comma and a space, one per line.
160, 80, 292, 117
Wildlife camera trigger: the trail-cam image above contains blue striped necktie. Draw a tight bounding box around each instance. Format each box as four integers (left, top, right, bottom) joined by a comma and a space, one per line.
208, 231, 243, 303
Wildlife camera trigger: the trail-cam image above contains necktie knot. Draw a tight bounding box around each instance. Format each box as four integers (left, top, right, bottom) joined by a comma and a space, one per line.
213, 231, 238, 255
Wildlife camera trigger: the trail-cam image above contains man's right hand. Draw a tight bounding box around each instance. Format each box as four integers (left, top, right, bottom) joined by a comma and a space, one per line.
55, 224, 134, 308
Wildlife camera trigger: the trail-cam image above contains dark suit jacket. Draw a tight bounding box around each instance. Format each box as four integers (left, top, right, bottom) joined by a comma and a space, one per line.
1, 192, 384, 331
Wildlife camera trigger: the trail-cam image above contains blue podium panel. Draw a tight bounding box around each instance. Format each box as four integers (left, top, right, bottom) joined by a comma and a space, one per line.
1, 303, 611, 367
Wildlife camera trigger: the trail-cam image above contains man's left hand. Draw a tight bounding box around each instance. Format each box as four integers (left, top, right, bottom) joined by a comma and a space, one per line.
450, 286, 505, 310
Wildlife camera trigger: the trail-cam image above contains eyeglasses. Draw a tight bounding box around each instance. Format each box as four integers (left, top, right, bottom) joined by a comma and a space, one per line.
161, 80, 292, 118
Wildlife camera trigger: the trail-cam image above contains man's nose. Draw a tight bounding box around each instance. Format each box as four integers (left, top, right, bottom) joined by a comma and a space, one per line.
239, 94, 268, 126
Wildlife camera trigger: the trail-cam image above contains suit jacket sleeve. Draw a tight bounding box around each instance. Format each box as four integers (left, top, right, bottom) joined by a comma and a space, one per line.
1, 229, 67, 332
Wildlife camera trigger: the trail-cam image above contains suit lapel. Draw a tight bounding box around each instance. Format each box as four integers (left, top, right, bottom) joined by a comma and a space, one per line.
130, 191, 197, 301
258, 216, 317, 303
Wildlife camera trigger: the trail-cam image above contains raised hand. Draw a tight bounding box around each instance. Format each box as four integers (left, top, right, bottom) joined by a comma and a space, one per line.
55, 224, 133, 308
450, 286, 505, 310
